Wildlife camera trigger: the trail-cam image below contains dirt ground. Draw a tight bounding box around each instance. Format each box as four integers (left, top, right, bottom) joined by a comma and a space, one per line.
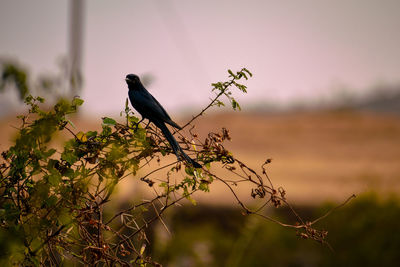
1, 109, 400, 205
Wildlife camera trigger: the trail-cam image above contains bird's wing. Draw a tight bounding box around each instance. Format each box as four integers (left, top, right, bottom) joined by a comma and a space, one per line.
150, 94, 172, 121
131, 89, 182, 129
150, 94, 182, 129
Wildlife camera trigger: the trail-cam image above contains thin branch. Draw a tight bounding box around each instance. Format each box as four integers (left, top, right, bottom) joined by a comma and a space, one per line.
311, 194, 356, 225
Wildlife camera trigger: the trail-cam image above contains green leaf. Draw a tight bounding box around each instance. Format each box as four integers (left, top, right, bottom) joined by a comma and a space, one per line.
61, 150, 78, 165
199, 181, 210, 192
72, 97, 84, 106
86, 131, 98, 138
101, 125, 112, 136
107, 144, 125, 161
242, 67, 253, 77
124, 98, 130, 115
129, 116, 139, 124
45, 195, 58, 207
102, 117, 116, 125
47, 159, 58, 170
25, 95, 33, 104
63, 168, 74, 178
58, 209, 73, 225
231, 99, 241, 111
43, 148, 56, 158
211, 82, 223, 91
48, 173, 61, 186
205, 162, 211, 169
185, 166, 194, 176
67, 119, 76, 129
214, 100, 225, 107
183, 187, 197, 205
76, 131, 87, 142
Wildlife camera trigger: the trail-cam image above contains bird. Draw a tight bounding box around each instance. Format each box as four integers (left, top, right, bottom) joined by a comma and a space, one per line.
125, 74, 201, 168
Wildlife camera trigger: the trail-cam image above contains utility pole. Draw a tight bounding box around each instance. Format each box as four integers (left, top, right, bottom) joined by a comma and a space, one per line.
68, 0, 84, 97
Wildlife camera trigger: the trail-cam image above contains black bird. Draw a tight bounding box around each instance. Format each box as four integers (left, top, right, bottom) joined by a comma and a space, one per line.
125, 74, 201, 168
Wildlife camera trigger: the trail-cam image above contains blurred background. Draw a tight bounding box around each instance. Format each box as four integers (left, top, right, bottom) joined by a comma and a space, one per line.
1, 0, 400, 266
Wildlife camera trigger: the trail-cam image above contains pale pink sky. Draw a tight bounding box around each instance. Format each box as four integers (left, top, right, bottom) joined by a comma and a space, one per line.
1, 0, 400, 116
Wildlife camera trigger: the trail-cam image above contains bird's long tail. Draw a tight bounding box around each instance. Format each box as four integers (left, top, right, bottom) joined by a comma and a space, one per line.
154, 120, 201, 168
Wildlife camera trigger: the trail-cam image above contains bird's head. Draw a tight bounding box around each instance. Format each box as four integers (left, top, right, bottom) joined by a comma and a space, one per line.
125, 74, 141, 87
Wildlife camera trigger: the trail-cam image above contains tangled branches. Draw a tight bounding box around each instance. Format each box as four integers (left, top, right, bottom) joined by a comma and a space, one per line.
0, 68, 354, 266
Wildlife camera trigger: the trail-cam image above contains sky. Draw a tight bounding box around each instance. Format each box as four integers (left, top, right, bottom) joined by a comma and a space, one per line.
1, 0, 400, 116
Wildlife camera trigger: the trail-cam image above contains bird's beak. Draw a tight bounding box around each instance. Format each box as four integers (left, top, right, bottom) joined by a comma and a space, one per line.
125, 78, 130, 82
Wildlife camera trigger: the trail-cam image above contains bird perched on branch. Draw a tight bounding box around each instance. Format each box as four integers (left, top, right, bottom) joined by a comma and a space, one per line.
125, 74, 201, 168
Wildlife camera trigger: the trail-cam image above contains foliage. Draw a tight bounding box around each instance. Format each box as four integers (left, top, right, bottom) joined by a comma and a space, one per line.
0, 59, 29, 100
0, 58, 78, 101
0, 67, 352, 266
152, 193, 400, 266
318, 193, 400, 266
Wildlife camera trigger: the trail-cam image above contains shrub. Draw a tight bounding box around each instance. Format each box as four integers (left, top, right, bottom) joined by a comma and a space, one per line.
0, 67, 351, 266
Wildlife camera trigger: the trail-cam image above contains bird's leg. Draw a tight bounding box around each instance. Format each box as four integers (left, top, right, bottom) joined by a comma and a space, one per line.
144, 121, 151, 129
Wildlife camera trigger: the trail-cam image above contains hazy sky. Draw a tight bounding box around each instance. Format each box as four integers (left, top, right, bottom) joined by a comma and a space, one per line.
1, 0, 400, 116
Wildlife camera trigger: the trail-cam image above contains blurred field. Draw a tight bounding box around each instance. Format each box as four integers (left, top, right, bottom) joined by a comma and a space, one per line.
1, 109, 399, 205
193, 110, 400, 204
